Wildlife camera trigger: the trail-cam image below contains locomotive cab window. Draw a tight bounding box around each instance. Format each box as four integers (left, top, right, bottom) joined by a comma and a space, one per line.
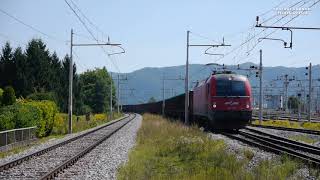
216, 80, 246, 96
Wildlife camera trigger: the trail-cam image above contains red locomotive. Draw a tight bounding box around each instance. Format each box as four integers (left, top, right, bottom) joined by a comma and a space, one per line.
123, 71, 252, 130
193, 71, 252, 130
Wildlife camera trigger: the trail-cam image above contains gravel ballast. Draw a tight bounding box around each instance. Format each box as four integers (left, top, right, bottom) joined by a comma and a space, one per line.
56, 114, 142, 180
249, 126, 320, 147
208, 129, 319, 179
0, 115, 129, 165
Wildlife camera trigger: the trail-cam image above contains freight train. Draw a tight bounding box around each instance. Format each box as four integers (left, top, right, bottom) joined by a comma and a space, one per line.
123, 72, 252, 130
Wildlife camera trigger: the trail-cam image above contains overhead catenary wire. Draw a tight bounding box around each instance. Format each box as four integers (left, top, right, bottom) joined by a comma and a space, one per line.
0, 8, 65, 43
244, 0, 319, 56
64, 0, 122, 73
217, 0, 317, 64
185, 0, 314, 79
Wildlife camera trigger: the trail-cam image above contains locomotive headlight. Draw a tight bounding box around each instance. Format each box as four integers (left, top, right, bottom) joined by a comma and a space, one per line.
246, 104, 250, 109
213, 103, 217, 108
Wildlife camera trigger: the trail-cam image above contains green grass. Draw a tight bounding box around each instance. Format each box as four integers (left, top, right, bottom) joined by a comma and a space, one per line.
117, 114, 305, 180
288, 135, 317, 144
252, 120, 320, 131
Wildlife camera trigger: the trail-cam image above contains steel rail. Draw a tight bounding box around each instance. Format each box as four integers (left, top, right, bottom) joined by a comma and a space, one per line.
40, 113, 137, 179
248, 124, 320, 135
222, 132, 320, 167
243, 128, 320, 154
0, 114, 130, 171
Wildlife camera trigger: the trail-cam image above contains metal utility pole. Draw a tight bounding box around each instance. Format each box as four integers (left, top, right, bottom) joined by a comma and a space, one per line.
308, 62, 312, 121
68, 29, 74, 134
185, 31, 190, 125
110, 73, 113, 120
259, 49, 263, 124
68, 29, 123, 134
162, 75, 165, 116
185, 31, 231, 125
284, 74, 289, 112
117, 74, 120, 114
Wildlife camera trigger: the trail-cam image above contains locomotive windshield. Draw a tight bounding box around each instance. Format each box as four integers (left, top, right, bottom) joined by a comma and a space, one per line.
216, 80, 246, 96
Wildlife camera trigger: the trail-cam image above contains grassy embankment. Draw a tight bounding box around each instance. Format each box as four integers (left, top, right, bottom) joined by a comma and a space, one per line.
252, 119, 320, 131
117, 114, 313, 180
0, 112, 123, 158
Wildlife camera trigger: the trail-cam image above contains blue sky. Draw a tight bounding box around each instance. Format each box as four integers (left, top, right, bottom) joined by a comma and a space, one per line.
1, 0, 319, 73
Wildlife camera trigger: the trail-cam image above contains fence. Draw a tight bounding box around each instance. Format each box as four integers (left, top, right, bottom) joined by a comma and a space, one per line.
0, 126, 37, 150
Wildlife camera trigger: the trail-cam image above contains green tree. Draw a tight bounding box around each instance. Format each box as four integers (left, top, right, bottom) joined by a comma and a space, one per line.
2, 86, 16, 105
0, 88, 3, 106
57, 55, 78, 112
0, 42, 16, 88
13, 47, 28, 97
79, 67, 115, 113
24, 39, 52, 93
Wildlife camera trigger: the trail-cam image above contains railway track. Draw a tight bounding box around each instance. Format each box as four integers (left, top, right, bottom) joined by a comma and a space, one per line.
249, 124, 320, 135
0, 113, 136, 179
252, 115, 319, 122
222, 127, 320, 167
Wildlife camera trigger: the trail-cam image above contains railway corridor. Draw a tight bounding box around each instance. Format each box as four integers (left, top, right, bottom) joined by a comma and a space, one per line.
0, 114, 142, 180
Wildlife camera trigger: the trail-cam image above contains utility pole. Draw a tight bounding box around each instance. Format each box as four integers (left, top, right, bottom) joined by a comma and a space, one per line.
185, 30, 190, 125
68, 29, 123, 134
185, 31, 231, 125
162, 75, 165, 116
117, 74, 120, 114
259, 49, 263, 124
308, 62, 312, 121
110, 73, 113, 120
68, 29, 74, 134
284, 74, 289, 112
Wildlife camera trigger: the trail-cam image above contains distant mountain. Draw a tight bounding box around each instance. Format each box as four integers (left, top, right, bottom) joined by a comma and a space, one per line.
113, 62, 320, 105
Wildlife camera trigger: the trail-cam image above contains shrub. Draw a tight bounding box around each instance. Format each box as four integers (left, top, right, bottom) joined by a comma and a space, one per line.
24, 100, 58, 137
27, 92, 58, 105
0, 100, 58, 137
0, 106, 16, 130
94, 114, 106, 121
2, 86, 16, 105
0, 103, 41, 131
0, 88, 3, 106
52, 113, 68, 135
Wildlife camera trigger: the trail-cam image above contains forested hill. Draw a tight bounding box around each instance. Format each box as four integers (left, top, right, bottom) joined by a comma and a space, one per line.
115, 63, 320, 105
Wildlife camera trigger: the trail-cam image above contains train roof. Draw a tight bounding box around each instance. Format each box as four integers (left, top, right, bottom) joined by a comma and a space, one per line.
212, 73, 248, 81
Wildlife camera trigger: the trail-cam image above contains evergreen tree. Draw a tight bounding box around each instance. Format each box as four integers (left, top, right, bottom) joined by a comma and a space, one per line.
25, 39, 51, 93
2, 86, 16, 105
0, 42, 16, 88
13, 47, 28, 97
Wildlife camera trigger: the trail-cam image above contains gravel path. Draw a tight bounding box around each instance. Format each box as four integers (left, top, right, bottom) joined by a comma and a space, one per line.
0, 115, 128, 165
56, 114, 142, 180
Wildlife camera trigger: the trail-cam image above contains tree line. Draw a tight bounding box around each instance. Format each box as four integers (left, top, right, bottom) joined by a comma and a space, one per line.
0, 39, 116, 115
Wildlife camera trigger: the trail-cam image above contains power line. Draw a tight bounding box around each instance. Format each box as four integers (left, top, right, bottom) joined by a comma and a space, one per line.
245, 0, 320, 55
0, 8, 64, 43
217, 0, 316, 63
64, 0, 122, 73
69, 0, 109, 39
